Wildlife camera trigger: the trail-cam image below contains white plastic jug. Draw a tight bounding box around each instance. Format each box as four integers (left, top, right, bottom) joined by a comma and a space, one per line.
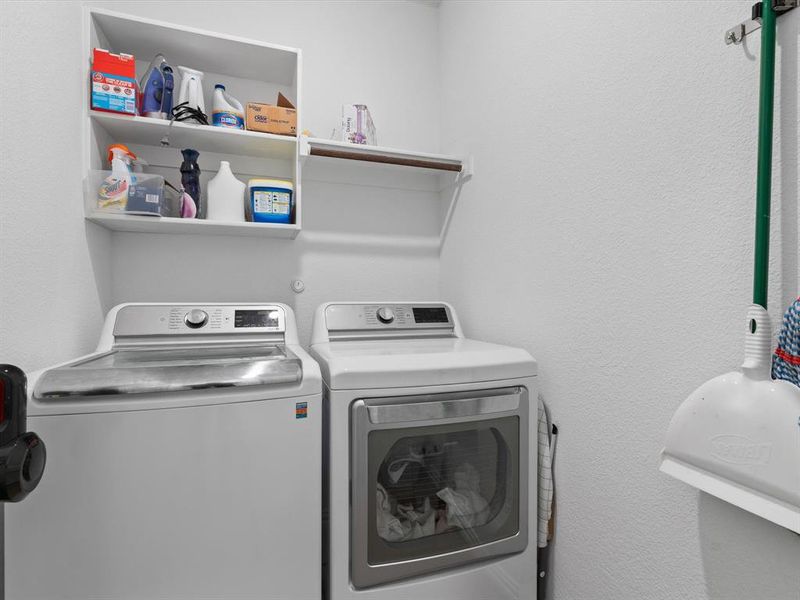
207, 161, 245, 222
212, 85, 244, 129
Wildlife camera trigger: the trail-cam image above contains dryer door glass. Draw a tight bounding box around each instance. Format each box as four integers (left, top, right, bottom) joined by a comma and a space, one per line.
351, 387, 529, 588
373, 418, 517, 546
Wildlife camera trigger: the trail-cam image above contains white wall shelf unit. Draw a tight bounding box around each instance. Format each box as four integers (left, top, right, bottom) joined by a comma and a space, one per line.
84, 8, 302, 239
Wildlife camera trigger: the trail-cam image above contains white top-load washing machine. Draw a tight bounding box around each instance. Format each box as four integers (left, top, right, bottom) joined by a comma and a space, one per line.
310, 302, 538, 600
6, 303, 321, 600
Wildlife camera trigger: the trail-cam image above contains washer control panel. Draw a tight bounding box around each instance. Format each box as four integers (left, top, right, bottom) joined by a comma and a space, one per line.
113, 305, 286, 337
325, 303, 453, 332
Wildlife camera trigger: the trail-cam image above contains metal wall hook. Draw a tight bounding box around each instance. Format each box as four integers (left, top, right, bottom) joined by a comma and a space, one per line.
725, 19, 761, 45
725, 0, 796, 46
725, 2, 763, 45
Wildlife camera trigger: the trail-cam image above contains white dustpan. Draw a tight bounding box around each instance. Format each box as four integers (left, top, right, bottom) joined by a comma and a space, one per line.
660, 305, 800, 533
660, 2, 800, 534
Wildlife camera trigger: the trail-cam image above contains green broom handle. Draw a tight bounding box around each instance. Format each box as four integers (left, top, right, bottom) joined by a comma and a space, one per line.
753, 0, 777, 309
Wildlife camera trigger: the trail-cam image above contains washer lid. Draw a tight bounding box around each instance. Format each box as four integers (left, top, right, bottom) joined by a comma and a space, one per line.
32, 344, 302, 400
310, 338, 536, 390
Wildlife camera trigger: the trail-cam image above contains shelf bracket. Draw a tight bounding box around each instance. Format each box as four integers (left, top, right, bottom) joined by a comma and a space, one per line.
461, 155, 475, 178
438, 158, 473, 250
299, 135, 310, 159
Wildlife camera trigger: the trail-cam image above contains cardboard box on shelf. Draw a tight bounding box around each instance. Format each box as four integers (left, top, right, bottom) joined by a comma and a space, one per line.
91, 48, 137, 115
341, 104, 376, 145
246, 93, 297, 136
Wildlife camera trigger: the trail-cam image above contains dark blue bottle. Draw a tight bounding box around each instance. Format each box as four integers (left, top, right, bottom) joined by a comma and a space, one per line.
180, 149, 202, 218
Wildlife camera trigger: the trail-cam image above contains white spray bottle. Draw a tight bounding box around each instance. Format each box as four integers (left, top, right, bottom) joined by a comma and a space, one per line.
176, 66, 205, 122
98, 144, 136, 209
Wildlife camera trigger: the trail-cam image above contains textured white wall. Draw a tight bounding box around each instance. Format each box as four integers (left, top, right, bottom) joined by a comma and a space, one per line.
438, 1, 799, 599
0, 0, 442, 368
2, 1, 798, 597
0, 1, 113, 371
100, 0, 444, 346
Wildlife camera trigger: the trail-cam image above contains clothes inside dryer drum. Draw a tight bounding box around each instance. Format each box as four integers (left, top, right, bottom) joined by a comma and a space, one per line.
33, 344, 302, 399
375, 429, 500, 542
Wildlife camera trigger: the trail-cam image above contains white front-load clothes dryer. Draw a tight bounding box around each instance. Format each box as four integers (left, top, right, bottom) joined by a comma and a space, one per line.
310, 302, 538, 600
6, 303, 322, 600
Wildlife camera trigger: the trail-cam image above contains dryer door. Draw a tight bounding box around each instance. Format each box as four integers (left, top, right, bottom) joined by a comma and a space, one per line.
350, 386, 529, 588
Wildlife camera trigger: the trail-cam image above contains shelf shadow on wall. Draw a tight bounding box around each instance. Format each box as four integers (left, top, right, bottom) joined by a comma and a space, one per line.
106, 233, 301, 308
85, 221, 114, 315
298, 177, 442, 256
298, 231, 439, 257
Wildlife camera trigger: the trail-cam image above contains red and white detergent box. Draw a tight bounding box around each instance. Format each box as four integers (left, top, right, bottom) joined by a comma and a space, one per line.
91, 48, 137, 115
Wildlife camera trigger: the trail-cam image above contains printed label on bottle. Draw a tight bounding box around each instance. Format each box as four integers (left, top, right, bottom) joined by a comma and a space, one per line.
98, 176, 129, 209
212, 111, 244, 129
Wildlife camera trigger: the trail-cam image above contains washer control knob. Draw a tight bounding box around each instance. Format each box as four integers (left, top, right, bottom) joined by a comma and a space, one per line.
376, 307, 395, 324
184, 309, 208, 329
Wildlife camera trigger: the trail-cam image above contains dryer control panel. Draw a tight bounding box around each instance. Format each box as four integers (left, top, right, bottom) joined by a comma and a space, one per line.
324, 303, 453, 332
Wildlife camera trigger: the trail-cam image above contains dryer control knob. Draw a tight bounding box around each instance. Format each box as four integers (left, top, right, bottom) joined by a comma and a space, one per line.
184, 309, 208, 329
376, 307, 395, 324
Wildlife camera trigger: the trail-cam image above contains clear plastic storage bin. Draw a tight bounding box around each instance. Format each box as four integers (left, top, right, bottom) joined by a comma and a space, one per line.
86, 171, 180, 217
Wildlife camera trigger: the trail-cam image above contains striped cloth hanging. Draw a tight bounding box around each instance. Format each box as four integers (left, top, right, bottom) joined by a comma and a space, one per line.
772, 297, 800, 386
537, 397, 553, 548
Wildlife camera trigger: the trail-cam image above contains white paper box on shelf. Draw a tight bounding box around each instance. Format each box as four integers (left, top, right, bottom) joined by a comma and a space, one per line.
341, 104, 377, 145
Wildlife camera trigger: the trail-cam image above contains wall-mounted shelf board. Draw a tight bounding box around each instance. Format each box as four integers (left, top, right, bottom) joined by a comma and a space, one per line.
300, 138, 464, 173
91, 112, 298, 161
87, 212, 300, 239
